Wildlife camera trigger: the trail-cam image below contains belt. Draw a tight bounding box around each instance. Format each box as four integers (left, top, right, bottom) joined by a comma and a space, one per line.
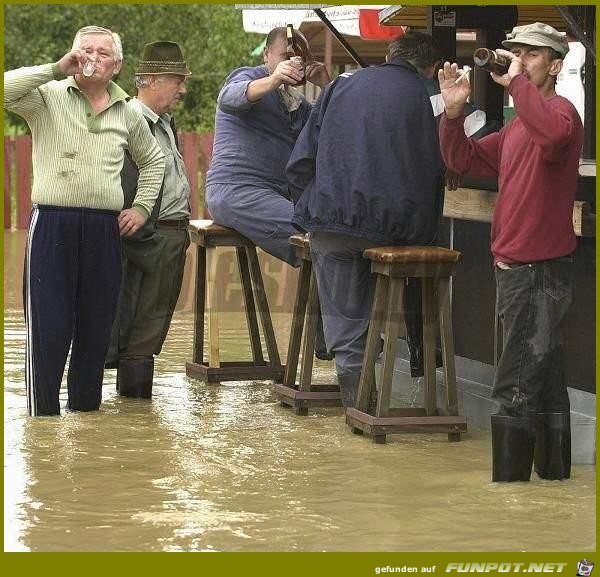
157, 218, 189, 230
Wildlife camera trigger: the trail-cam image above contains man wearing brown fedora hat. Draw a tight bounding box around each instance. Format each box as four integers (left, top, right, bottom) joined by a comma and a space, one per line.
107, 41, 192, 399
438, 22, 583, 482
4, 26, 165, 417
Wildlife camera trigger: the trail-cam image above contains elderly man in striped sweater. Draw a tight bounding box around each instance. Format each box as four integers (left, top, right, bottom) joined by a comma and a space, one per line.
4, 25, 165, 416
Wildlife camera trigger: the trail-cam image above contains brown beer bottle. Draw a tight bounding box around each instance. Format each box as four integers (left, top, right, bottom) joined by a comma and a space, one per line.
286, 23, 305, 86
473, 48, 510, 75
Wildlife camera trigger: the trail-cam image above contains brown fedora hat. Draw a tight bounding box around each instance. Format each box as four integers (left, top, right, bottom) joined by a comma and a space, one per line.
135, 41, 191, 76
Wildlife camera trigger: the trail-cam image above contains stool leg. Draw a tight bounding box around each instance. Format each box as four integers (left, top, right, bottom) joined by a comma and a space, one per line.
236, 247, 264, 365
376, 278, 404, 418
422, 277, 437, 415
439, 277, 461, 442
283, 258, 311, 388
192, 244, 206, 365
246, 247, 282, 368
356, 275, 389, 414
206, 246, 220, 368
298, 270, 319, 393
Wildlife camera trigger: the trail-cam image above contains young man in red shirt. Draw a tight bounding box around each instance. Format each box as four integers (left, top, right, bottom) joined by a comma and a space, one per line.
438, 23, 583, 481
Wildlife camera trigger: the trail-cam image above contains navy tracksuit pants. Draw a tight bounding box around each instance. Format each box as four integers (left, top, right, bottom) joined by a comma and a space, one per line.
24, 205, 122, 416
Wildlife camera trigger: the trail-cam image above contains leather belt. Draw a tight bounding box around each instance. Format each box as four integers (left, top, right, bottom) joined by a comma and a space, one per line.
157, 219, 189, 230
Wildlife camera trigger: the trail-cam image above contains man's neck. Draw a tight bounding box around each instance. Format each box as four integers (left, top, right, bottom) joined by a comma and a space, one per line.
137, 94, 163, 117
538, 82, 557, 100
76, 77, 109, 101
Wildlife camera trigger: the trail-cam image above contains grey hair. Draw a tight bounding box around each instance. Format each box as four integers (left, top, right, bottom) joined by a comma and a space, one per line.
135, 75, 172, 89
72, 26, 123, 61
135, 75, 152, 89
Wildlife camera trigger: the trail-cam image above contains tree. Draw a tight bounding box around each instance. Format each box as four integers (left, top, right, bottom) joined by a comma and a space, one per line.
4, 4, 263, 133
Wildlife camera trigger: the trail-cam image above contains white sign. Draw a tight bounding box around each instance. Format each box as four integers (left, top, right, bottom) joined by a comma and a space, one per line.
242, 5, 389, 37
433, 10, 456, 27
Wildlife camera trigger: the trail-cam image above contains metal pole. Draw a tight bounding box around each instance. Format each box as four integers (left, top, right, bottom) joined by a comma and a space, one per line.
314, 8, 367, 68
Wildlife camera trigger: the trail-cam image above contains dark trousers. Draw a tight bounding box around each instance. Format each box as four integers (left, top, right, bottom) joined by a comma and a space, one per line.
107, 227, 189, 362
206, 182, 300, 267
309, 232, 386, 376
492, 257, 573, 415
24, 205, 121, 416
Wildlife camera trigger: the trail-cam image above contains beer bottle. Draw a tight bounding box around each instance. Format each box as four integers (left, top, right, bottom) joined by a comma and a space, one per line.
286, 23, 305, 86
473, 48, 510, 75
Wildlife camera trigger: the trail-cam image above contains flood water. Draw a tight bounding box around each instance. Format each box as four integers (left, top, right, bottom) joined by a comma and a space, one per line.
4, 230, 596, 552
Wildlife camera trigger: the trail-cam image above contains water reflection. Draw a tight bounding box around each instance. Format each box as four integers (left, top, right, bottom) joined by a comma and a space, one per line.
4, 231, 595, 552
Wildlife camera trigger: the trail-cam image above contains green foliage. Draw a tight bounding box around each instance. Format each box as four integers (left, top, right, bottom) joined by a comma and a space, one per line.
4, 4, 263, 133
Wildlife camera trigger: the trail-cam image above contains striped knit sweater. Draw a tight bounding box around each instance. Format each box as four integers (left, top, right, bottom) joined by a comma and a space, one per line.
3, 63, 165, 217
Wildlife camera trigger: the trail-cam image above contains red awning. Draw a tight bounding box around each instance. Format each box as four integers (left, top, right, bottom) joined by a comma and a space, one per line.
359, 9, 405, 40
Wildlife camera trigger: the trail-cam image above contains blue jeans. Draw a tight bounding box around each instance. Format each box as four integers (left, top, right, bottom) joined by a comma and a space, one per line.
492, 257, 574, 416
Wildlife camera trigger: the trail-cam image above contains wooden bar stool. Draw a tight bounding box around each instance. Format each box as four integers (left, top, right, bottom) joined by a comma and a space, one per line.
185, 220, 284, 383
274, 234, 341, 415
346, 246, 468, 444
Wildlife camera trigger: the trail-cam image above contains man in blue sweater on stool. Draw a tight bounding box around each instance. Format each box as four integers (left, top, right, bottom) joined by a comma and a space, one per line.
205, 27, 331, 356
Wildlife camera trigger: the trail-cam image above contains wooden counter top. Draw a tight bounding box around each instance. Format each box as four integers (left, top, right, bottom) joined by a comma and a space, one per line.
443, 187, 595, 237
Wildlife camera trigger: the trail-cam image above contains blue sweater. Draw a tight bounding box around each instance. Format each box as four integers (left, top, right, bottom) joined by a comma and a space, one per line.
206, 65, 313, 195
287, 59, 445, 245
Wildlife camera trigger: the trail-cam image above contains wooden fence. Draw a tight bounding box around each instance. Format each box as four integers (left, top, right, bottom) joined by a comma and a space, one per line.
3, 132, 213, 229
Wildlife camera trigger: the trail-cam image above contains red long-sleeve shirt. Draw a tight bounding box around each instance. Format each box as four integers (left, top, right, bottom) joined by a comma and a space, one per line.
439, 74, 583, 263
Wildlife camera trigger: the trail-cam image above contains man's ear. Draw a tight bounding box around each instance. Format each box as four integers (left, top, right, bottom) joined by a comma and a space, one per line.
113, 60, 123, 75
421, 64, 436, 79
263, 47, 269, 64
549, 58, 563, 78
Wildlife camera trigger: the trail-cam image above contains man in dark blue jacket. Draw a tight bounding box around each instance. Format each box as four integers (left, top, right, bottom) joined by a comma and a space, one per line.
286, 32, 445, 408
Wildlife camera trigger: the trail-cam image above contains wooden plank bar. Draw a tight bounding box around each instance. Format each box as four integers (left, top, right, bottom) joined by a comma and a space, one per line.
442, 187, 495, 223
572, 201, 596, 237
443, 187, 595, 237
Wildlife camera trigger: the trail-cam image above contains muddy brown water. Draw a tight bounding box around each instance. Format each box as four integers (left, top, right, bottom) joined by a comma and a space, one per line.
4, 231, 595, 552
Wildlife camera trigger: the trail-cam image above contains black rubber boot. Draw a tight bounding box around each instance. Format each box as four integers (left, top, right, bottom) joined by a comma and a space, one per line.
534, 413, 571, 480
491, 414, 536, 482
337, 373, 360, 410
117, 357, 154, 399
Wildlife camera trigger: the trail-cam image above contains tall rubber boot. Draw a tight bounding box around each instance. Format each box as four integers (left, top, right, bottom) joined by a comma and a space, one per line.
337, 373, 360, 410
534, 413, 571, 480
117, 357, 154, 399
491, 414, 536, 482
